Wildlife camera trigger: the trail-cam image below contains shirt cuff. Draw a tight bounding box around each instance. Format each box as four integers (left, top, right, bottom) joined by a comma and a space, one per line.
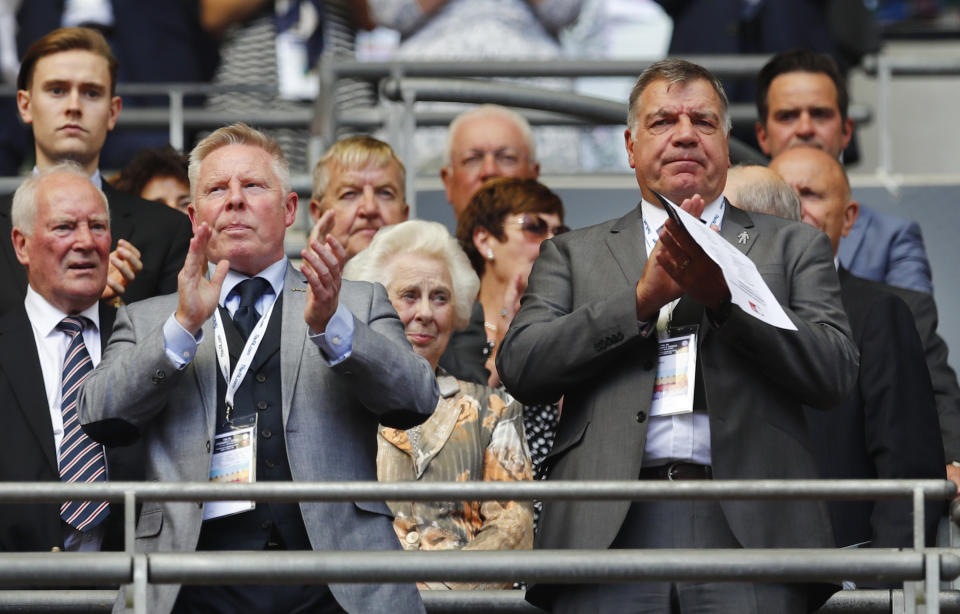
163, 314, 202, 368
309, 302, 354, 365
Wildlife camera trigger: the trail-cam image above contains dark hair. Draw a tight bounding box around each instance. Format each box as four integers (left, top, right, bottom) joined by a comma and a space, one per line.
756, 49, 848, 124
18, 27, 119, 95
113, 145, 189, 197
456, 177, 564, 277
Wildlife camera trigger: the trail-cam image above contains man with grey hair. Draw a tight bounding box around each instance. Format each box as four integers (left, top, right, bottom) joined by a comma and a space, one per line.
0, 162, 141, 554
308, 135, 409, 263
498, 58, 858, 612
79, 123, 437, 614
723, 164, 801, 221
441, 104, 540, 218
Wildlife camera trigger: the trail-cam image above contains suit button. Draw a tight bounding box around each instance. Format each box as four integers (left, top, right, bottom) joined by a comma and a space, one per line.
255, 373, 266, 383
405, 531, 420, 546
261, 429, 272, 439
636, 411, 646, 423
265, 459, 276, 469
155, 369, 165, 379
50, 546, 61, 553
256, 400, 268, 411
206, 440, 211, 453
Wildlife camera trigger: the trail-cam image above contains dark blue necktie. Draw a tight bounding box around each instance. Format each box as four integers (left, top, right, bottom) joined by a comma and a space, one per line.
232, 277, 271, 339
57, 316, 109, 532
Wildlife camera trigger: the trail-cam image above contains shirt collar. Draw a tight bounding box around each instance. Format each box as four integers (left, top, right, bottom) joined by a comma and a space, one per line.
32, 167, 102, 189
640, 193, 726, 232
215, 256, 288, 306
24, 286, 100, 338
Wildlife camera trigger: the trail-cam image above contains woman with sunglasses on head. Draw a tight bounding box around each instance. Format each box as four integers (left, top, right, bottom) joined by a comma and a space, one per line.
457, 177, 568, 480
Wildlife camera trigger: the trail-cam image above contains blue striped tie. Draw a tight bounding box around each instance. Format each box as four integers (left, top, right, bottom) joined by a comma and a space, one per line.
57, 316, 109, 531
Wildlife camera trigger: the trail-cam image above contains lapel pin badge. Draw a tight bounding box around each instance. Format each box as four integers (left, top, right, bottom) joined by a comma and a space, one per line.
737, 231, 749, 244
291, 287, 307, 292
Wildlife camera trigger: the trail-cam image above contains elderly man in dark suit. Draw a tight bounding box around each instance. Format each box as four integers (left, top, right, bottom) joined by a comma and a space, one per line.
0, 26, 191, 314
79, 123, 438, 614
731, 156, 945, 552
497, 58, 859, 613
0, 162, 141, 553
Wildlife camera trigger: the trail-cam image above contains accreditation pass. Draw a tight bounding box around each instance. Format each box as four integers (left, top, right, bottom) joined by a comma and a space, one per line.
650, 331, 697, 416
203, 424, 256, 520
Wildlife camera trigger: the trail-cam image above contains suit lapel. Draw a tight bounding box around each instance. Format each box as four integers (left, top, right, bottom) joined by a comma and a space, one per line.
280, 264, 308, 426
0, 309, 58, 472
605, 205, 647, 284
193, 316, 218, 440
98, 302, 117, 346
101, 183, 134, 252
719, 201, 759, 257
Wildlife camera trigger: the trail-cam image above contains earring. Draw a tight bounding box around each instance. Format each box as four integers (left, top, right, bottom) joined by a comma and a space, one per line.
486, 249, 494, 260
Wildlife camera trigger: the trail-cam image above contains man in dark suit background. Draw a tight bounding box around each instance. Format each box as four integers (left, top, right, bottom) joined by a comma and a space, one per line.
730, 156, 945, 552
755, 48, 960, 490
0, 162, 141, 553
0, 26, 191, 314
497, 58, 859, 613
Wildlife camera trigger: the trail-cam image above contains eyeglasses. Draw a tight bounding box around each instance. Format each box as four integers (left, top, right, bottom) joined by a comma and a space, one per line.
505, 214, 570, 240
455, 148, 527, 171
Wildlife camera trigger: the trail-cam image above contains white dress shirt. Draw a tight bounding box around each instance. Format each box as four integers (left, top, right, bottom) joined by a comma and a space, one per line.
24, 287, 104, 551
638, 195, 725, 467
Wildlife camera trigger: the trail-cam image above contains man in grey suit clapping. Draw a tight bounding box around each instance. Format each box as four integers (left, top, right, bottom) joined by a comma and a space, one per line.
79, 123, 438, 614
497, 59, 859, 613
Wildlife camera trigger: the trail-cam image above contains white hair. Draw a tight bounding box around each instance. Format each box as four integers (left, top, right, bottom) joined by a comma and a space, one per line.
444, 104, 537, 167
343, 220, 479, 330
12, 161, 109, 234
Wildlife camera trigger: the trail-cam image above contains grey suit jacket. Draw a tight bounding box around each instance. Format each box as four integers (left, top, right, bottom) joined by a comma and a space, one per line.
498, 203, 859, 554
78, 264, 438, 614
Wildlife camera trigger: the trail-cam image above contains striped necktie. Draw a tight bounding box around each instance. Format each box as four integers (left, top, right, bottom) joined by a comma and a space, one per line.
57, 316, 109, 532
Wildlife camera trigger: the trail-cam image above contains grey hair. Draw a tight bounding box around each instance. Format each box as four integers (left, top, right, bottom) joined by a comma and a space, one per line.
627, 58, 732, 136
725, 165, 802, 221
444, 104, 537, 167
188, 123, 291, 200
311, 135, 406, 204
12, 161, 109, 235
343, 220, 479, 330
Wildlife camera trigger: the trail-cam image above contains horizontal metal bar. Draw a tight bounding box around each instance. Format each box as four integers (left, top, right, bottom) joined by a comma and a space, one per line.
421, 590, 543, 614
114, 108, 312, 130
0, 590, 116, 613
0, 549, 950, 586
0, 480, 952, 503
862, 55, 960, 76
330, 57, 776, 79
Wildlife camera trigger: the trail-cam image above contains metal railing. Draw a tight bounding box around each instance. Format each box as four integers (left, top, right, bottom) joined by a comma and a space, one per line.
0, 479, 955, 613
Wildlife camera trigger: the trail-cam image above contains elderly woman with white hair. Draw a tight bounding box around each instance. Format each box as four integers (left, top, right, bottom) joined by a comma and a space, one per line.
343, 220, 534, 590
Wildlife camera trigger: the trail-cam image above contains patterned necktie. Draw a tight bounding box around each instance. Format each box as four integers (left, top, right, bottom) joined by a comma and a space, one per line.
57, 316, 109, 532
232, 277, 271, 339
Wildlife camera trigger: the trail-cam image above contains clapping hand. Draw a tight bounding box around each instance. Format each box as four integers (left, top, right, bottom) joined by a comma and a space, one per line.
301, 211, 346, 333
101, 239, 143, 301
174, 222, 229, 334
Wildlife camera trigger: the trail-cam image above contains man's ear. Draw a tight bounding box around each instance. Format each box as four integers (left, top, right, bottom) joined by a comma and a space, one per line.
841, 199, 860, 238
624, 128, 637, 169
16, 90, 32, 125
440, 164, 454, 203
11, 228, 29, 267
756, 121, 771, 156
106, 96, 122, 131
841, 117, 854, 151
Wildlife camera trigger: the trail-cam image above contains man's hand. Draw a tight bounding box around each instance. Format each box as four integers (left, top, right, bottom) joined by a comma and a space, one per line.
946, 463, 960, 499
636, 193, 730, 320
101, 239, 143, 300
174, 222, 229, 334
301, 233, 346, 334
